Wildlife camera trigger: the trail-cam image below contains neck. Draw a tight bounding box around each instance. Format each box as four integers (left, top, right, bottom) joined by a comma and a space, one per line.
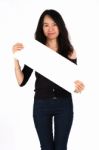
46, 39, 58, 52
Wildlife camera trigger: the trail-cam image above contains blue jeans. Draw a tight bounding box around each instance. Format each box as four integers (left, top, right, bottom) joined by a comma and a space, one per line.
33, 96, 73, 150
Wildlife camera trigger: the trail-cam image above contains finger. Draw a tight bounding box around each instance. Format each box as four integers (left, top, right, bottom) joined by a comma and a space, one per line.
76, 84, 84, 90
74, 84, 85, 93
74, 89, 80, 93
16, 45, 24, 49
74, 80, 84, 87
12, 43, 24, 53
76, 85, 84, 92
13, 43, 24, 49
75, 81, 85, 90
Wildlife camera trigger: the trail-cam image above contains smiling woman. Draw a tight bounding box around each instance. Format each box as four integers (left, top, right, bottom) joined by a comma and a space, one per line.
12, 9, 84, 150
0, 0, 99, 150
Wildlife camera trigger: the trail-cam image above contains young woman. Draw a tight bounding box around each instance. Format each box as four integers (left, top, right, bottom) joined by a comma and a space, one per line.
12, 9, 84, 150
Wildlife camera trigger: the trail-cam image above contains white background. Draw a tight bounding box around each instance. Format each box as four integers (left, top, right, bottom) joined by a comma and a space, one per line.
0, 0, 99, 150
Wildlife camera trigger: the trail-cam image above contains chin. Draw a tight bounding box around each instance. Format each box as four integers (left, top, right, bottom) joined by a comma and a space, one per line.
47, 36, 57, 40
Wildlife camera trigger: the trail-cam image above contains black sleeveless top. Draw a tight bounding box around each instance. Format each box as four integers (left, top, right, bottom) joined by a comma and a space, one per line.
20, 58, 77, 99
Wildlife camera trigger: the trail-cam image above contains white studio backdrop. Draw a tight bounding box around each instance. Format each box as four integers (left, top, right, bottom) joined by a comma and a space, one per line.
0, 0, 99, 150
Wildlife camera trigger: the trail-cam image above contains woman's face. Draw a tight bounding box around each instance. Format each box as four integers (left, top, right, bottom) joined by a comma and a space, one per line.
43, 15, 59, 40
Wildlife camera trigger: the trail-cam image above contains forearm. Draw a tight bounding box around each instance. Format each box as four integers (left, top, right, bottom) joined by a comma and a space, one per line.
14, 59, 24, 85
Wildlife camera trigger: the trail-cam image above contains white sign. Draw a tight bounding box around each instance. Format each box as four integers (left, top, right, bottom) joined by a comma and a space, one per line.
14, 39, 79, 93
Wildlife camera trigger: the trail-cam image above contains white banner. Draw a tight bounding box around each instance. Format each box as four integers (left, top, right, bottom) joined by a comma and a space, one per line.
14, 39, 80, 93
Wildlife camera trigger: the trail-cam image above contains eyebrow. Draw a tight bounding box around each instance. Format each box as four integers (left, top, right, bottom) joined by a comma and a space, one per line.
43, 22, 56, 25
43, 23, 48, 24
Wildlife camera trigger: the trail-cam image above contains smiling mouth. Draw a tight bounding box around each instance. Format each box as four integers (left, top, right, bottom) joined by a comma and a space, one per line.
48, 33, 55, 35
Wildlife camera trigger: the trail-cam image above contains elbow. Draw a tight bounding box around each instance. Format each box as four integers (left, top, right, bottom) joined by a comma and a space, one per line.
19, 82, 24, 87
19, 79, 27, 87
19, 81, 26, 87
18, 76, 25, 87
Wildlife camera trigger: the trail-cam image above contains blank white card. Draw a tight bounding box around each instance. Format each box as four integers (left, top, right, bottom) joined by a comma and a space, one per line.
14, 39, 80, 93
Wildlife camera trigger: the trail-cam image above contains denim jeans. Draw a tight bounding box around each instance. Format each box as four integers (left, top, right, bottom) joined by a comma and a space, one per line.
33, 96, 73, 150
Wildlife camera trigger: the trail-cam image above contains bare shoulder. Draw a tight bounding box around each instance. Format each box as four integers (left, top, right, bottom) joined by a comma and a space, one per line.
68, 50, 77, 59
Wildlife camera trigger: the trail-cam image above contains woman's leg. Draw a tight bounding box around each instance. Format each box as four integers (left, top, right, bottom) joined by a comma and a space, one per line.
54, 97, 73, 150
33, 99, 54, 150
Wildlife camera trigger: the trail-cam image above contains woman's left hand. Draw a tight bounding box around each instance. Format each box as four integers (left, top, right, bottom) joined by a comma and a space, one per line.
74, 80, 85, 93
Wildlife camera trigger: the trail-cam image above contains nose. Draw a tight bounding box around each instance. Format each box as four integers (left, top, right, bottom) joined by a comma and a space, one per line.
48, 25, 54, 31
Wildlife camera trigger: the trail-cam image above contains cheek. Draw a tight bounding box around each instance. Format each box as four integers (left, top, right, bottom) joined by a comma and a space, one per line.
43, 28, 48, 35
56, 30, 59, 37
55, 28, 59, 35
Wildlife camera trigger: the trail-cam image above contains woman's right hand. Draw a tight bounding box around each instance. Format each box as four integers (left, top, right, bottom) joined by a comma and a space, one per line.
12, 43, 24, 54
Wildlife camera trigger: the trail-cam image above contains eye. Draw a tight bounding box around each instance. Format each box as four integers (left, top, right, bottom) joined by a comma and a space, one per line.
53, 23, 57, 26
43, 24, 49, 27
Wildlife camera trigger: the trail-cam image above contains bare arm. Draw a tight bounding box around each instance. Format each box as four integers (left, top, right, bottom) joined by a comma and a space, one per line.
12, 43, 24, 85
14, 59, 24, 85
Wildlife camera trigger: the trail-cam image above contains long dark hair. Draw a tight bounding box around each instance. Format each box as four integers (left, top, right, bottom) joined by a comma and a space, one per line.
35, 9, 74, 58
